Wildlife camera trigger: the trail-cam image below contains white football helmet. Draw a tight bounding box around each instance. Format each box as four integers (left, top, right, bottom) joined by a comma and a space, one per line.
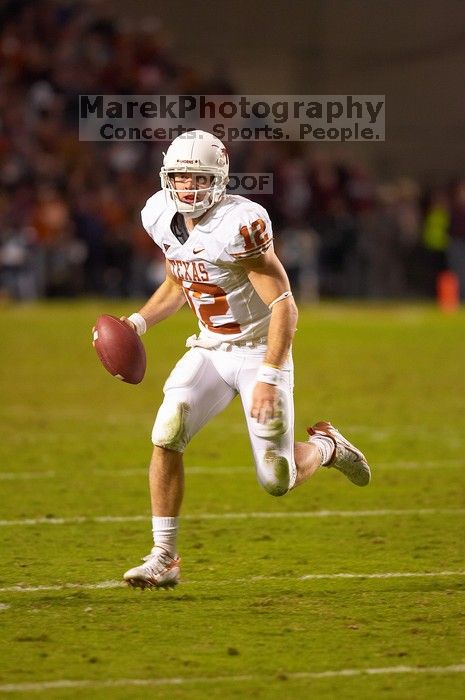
160, 130, 229, 215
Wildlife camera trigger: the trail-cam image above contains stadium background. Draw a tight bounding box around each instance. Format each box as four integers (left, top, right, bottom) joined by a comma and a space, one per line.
1, 0, 465, 304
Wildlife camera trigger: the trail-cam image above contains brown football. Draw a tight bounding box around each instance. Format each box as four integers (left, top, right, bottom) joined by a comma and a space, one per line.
93, 314, 146, 384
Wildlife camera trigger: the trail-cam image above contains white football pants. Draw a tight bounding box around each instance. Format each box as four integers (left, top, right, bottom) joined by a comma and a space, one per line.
151, 344, 297, 495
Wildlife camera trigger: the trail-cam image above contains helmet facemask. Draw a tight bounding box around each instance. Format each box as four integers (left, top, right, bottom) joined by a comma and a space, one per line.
161, 167, 228, 215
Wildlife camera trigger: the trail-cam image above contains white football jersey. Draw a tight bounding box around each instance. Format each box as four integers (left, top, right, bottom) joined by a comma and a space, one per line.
141, 190, 273, 342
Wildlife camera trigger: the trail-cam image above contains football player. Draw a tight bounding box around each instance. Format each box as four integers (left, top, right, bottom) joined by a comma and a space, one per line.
122, 130, 371, 588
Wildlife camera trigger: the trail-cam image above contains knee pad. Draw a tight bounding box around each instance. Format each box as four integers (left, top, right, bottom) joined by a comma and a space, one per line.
152, 399, 190, 453
256, 448, 292, 497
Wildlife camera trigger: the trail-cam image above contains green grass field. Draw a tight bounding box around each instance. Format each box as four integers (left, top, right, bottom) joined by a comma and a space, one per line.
0, 301, 464, 699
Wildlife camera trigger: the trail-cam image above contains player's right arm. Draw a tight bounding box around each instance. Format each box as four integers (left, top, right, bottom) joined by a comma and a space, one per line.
124, 261, 186, 331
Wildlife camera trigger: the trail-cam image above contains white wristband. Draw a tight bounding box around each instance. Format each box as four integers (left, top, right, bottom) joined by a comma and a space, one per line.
256, 364, 282, 385
127, 312, 147, 336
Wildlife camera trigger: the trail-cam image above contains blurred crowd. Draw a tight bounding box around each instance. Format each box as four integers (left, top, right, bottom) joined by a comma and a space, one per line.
1, 0, 465, 302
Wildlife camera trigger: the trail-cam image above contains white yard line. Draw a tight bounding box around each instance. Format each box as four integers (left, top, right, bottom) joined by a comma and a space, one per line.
0, 664, 464, 693
112, 466, 252, 476
377, 459, 465, 469
0, 581, 120, 593
0, 471, 56, 481
1, 570, 464, 594
1, 459, 463, 481
0, 508, 464, 528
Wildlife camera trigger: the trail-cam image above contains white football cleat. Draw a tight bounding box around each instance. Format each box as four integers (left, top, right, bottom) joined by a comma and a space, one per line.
123, 548, 181, 589
307, 421, 371, 486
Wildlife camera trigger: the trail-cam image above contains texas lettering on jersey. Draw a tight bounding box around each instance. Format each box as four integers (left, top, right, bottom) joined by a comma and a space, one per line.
141, 191, 273, 341
169, 259, 209, 282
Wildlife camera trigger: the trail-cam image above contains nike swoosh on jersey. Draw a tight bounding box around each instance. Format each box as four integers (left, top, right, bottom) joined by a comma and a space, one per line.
193, 247, 205, 254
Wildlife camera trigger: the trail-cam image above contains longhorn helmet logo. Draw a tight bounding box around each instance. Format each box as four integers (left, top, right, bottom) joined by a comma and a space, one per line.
212, 144, 229, 166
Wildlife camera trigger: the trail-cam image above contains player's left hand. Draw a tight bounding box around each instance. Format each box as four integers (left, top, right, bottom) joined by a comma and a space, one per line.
251, 382, 279, 423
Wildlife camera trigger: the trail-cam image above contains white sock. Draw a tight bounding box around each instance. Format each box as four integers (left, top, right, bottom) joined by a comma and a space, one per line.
309, 435, 335, 466
151, 516, 178, 557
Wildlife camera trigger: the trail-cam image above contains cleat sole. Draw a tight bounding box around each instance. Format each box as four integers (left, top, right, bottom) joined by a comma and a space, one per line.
125, 577, 179, 590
